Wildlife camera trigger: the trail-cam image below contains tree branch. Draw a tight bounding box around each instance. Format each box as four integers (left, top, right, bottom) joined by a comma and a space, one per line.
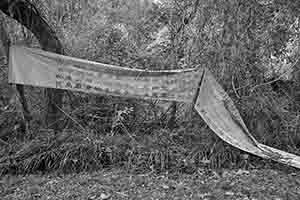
0, 0, 64, 131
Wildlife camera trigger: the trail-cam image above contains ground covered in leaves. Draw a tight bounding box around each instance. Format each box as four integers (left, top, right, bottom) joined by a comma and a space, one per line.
1, 168, 299, 200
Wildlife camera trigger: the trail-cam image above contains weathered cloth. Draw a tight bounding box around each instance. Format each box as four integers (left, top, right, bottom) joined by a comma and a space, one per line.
9, 45, 300, 169
9, 46, 201, 102
195, 70, 300, 168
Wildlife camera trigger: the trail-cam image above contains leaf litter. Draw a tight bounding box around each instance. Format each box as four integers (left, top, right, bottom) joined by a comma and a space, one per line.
0, 168, 299, 200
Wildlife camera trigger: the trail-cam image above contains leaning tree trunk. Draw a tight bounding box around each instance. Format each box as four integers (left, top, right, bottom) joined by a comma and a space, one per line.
0, 0, 64, 131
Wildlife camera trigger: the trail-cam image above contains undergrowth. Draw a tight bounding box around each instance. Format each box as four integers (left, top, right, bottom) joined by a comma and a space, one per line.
1, 61, 300, 176
1, 0, 300, 175
0, 126, 255, 176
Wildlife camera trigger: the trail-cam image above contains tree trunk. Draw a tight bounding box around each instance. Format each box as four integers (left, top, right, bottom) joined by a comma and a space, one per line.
0, 0, 64, 131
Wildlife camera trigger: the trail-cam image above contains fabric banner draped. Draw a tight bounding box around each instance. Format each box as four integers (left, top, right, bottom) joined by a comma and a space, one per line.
9, 45, 300, 169
9, 46, 202, 102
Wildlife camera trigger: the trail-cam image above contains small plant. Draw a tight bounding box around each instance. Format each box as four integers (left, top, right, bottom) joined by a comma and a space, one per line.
111, 106, 134, 135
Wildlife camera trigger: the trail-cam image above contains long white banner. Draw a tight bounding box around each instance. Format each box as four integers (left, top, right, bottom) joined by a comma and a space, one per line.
9, 45, 300, 169
9, 46, 202, 102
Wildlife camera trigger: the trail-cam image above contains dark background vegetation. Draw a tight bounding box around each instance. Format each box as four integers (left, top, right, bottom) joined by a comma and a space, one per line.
0, 0, 300, 175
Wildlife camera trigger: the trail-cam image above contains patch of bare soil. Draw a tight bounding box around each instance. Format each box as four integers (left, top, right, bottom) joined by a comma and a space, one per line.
1, 168, 299, 200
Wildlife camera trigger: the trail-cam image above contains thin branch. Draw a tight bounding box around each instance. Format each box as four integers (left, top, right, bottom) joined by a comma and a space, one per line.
232, 82, 252, 91
232, 75, 241, 99
0, 138, 9, 146
54, 104, 86, 132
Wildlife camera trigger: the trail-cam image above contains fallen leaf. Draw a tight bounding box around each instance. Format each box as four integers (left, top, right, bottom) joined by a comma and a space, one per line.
225, 191, 234, 196
200, 159, 211, 164
162, 184, 169, 189
100, 193, 111, 200
236, 169, 250, 175
198, 192, 211, 198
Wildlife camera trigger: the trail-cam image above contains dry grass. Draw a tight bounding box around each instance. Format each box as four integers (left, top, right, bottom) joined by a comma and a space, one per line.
1, 58, 300, 176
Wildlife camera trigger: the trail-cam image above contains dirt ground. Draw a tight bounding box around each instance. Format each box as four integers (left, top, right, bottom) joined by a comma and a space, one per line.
1, 168, 300, 200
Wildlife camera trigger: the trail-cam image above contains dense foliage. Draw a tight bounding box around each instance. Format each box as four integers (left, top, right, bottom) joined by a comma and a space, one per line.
0, 0, 300, 175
